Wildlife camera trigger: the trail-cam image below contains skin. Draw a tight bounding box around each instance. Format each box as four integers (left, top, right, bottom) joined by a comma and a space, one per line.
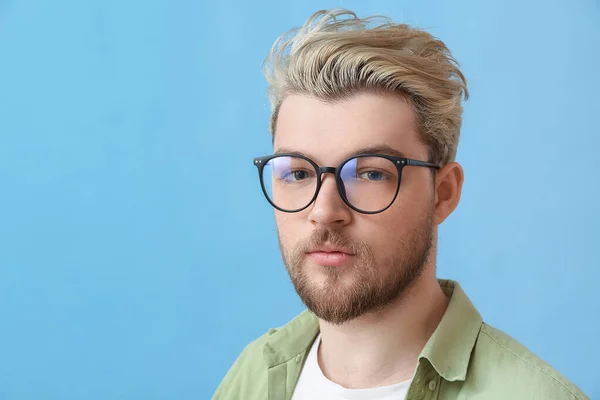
273, 92, 464, 389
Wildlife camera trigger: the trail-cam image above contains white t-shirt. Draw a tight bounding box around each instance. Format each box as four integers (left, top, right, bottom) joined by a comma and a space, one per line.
291, 334, 412, 400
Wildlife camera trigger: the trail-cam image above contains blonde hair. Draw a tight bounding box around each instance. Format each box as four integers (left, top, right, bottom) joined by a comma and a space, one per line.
263, 9, 469, 165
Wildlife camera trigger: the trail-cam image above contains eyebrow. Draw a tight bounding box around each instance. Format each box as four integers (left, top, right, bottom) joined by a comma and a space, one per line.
274, 145, 408, 160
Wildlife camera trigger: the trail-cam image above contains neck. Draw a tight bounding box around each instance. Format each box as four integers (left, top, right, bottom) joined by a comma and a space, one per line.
316, 269, 448, 389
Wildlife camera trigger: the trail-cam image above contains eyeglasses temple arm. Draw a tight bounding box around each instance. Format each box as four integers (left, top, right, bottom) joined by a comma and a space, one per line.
406, 158, 441, 169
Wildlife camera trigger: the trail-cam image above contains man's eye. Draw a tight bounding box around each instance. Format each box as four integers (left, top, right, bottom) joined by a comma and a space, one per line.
358, 170, 387, 181
282, 170, 310, 182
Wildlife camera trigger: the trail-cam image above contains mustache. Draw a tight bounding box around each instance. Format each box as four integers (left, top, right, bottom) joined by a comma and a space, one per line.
296, 228, 364, 255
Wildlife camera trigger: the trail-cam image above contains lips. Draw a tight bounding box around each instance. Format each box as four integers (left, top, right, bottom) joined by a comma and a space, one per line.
307, 243, 354, 267
308, 243, 354, 254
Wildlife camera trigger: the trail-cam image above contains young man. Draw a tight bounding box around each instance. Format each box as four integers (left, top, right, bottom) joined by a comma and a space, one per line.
213, 8, 589, 400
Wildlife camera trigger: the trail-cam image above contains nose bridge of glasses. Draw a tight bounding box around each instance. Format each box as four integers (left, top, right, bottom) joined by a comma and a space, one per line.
315, 166, 347, 202
317, 166, 337, 177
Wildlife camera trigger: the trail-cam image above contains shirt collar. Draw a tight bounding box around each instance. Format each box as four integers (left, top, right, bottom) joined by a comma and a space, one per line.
263, 309, 319, 367
263, 279, 482, 382
418, 279, 482, 381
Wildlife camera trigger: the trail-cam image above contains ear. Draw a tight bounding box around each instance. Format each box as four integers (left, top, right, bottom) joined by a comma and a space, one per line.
433, 162, 464, 225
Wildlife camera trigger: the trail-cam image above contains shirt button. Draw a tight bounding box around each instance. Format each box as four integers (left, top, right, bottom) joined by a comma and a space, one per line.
295, 354, 302, 363
428, 380, 437, 391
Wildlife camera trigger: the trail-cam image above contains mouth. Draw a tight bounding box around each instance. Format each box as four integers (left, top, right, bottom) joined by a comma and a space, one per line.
306, 243, 355, 267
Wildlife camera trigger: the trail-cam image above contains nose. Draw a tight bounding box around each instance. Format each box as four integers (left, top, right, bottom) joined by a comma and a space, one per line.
308, 172, 352, 228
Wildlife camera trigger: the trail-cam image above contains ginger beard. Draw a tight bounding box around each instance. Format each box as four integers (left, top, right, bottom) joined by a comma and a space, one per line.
278, 206, 435, 325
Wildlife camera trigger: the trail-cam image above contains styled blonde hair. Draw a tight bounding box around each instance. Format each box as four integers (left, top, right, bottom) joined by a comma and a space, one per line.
263, 9, 469, 165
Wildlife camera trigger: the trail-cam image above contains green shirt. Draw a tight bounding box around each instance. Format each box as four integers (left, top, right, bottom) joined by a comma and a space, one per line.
213, 280, 589, 399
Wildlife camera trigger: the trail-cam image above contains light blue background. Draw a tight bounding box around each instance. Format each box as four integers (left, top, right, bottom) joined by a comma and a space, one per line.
0, 0, 598, 398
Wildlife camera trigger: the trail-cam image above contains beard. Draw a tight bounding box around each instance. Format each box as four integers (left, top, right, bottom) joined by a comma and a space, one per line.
278, 209, 435, 325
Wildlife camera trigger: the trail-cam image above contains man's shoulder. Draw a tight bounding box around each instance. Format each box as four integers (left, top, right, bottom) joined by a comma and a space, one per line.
212, 310, 314, 399
468, 323, 588, 399
211, 330, 272, 399
234, 309, 316, 362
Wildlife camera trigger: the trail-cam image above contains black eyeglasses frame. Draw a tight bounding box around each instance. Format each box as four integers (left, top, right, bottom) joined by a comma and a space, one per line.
253, 153, 440, 214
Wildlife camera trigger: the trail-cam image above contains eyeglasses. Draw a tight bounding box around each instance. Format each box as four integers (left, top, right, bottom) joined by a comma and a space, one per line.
253, 153, 440, 214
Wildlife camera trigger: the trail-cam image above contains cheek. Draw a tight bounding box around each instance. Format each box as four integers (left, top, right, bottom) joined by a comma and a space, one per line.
362, 203, 425, 250
274, 212, 306, 246
361, 221, 398, 256
390, 182, 432, 225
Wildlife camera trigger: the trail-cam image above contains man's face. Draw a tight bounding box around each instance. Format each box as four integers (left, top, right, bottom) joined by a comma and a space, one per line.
274, 92, 436, 325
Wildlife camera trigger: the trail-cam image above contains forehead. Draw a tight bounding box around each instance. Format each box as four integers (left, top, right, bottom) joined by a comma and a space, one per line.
273, 92, 424, 164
